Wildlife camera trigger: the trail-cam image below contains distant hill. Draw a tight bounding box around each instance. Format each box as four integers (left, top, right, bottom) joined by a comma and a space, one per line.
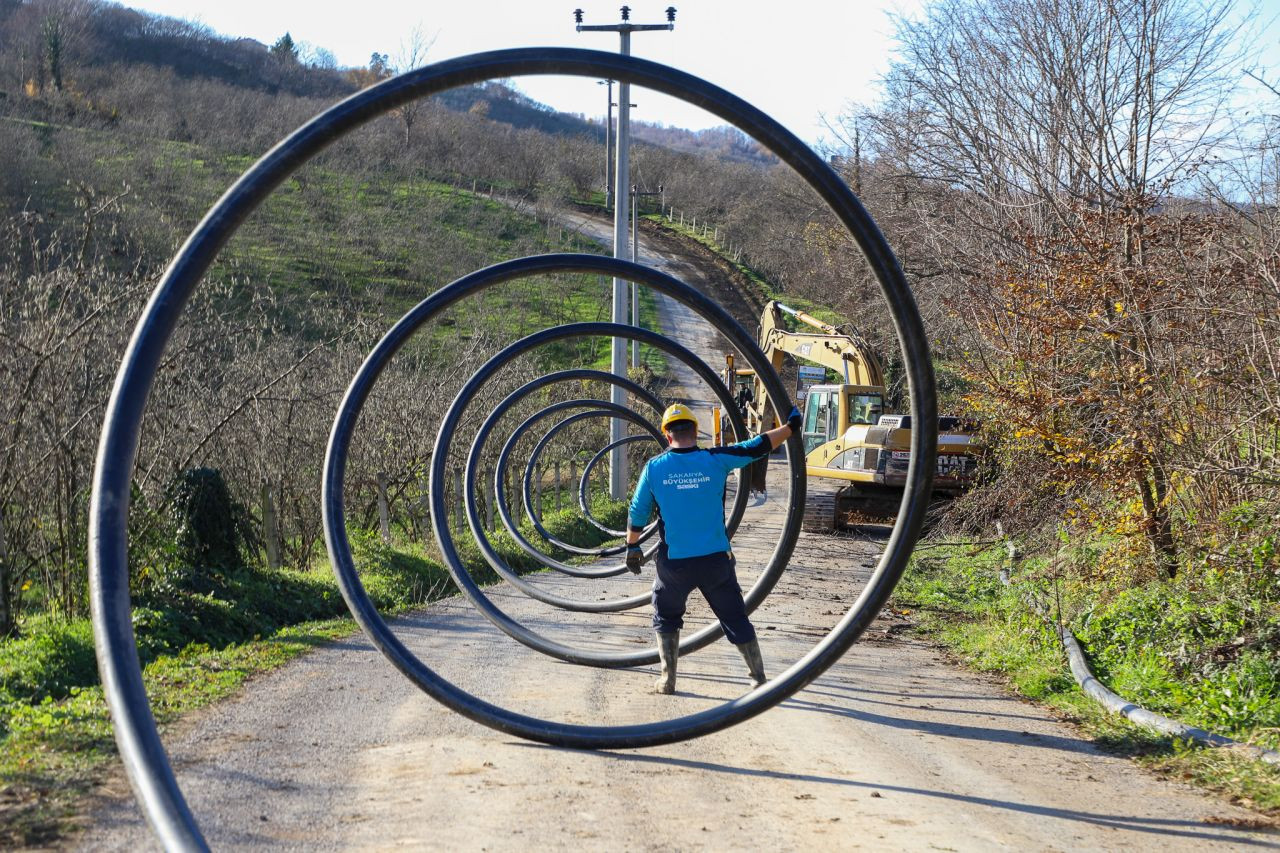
434, 83, 601, 139
0, 0, 772, 163
432, 86, 773, 164
0, 0, 351, 99
631, 122, 774, 165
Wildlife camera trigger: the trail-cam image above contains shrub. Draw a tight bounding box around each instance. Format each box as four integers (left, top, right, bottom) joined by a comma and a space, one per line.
161, 467, 255, 593
0, 619, 97, 705
349, 529, 455, 609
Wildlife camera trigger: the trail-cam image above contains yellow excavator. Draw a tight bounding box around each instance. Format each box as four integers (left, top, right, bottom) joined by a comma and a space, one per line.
723, 301, 979, 532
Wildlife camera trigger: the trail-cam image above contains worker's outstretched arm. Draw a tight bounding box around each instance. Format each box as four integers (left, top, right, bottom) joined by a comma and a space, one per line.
714, 406, 803, 469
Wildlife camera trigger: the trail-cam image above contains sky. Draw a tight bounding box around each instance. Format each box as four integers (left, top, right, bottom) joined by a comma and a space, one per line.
117, 0, 928, 145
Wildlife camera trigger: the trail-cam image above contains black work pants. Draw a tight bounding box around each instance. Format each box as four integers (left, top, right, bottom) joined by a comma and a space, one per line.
651, 547, 756, 645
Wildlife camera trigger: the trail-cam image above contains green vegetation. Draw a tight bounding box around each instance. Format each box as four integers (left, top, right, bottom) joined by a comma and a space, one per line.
896, 536, 1280, 813
21, 116, 610, 319
0, 494, 628, 846
0, 617, 353, 846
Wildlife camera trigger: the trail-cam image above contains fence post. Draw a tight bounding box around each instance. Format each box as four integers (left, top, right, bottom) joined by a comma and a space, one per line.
260, 478, 282, 570
453, 469, 464, 532
508, 466, 517, 517
419, 479, 431, 544
376, 472, 392, 544
485, 471, 496, 532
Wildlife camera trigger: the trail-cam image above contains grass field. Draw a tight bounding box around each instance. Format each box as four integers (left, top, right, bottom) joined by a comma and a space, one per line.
895, 540, 1280, 815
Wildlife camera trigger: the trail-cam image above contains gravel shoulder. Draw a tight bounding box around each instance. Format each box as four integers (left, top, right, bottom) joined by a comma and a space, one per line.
74, 209, 1279, 851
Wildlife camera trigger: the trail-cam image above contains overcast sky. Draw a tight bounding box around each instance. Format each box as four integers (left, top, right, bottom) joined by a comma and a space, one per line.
117, 0, 929, 145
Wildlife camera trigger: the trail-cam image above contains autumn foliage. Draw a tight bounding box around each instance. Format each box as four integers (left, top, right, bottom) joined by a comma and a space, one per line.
955, 202, 1280, 580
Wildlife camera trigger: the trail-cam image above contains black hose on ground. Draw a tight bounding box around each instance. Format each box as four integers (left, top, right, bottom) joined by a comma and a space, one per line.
996, 525, 1280, 766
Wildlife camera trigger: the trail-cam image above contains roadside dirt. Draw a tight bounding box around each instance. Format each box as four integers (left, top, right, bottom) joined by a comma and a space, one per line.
557, 202, 764, 330
74, 209, 1279, 851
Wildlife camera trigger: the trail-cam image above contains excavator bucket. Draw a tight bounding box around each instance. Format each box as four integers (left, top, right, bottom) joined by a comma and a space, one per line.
748, 456, 768, 494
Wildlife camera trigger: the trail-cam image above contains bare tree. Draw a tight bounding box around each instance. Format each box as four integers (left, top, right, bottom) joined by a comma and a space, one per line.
392, 24, 437, 146
869, 0, 1247, 234
850, 0, 1259, 575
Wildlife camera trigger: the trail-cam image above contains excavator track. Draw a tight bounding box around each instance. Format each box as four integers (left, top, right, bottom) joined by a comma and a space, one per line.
801, 490, 838, 534
837, 489, 901, 527
802, 484, 901, 533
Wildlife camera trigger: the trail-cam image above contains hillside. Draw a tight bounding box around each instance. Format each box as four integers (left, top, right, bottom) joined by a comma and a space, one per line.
0, 0, 779, 174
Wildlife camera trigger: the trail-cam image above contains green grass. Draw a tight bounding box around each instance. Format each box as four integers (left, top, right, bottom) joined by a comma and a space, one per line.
0, 615, 355, 846
895, 541, 1280, 814
11, 119, 618, 341
0, 496, 631, 846
0, 617, 356, 846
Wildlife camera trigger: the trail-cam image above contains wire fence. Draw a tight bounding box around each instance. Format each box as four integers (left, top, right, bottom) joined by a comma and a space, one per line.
657, 203, 745, 265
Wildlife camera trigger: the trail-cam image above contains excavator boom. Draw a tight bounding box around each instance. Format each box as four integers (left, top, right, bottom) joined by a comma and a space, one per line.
758, 301, 884, 389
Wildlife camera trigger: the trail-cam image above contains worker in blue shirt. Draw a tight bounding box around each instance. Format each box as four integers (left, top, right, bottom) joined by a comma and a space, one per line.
626, 401, 801, 694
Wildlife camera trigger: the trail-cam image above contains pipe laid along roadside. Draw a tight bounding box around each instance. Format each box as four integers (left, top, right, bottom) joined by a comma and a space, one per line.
997, 530, 1280, 766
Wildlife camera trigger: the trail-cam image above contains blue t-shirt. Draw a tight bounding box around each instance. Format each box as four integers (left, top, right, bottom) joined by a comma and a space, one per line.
628, 435, 771, 559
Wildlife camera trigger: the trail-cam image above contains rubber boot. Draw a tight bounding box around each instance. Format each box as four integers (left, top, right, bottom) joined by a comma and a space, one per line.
737, 639, 766, 687
654, 632, 679, 694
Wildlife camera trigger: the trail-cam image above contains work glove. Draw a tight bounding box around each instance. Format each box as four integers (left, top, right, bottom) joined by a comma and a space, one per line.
787, 405, 802, 433
625, 544, 643, 574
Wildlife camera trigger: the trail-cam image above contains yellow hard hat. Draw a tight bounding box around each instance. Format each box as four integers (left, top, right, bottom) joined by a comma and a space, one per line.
661, 402, 698, 432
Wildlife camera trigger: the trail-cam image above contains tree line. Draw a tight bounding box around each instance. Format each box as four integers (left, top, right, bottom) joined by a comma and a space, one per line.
817, 0, 1279, 586
1, 0, 1275, 635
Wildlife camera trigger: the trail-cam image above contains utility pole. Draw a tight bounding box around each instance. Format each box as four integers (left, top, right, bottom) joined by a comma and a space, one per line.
631, 184, 662, 367
575, 5, 677, 500
598, 79, 614, 210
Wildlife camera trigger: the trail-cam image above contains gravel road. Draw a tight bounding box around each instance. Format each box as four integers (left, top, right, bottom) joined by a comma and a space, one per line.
75, 208, 1278, 851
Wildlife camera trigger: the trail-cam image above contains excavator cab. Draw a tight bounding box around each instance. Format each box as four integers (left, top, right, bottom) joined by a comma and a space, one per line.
802, 385, 885, 454
847, 391, 885, 426
801, 386, 833, 453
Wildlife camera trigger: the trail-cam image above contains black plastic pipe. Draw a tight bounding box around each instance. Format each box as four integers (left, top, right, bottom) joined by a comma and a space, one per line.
89, 48, 934, 848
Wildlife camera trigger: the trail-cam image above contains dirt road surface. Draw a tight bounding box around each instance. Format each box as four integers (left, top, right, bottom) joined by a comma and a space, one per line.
76, 210, 1278, 851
